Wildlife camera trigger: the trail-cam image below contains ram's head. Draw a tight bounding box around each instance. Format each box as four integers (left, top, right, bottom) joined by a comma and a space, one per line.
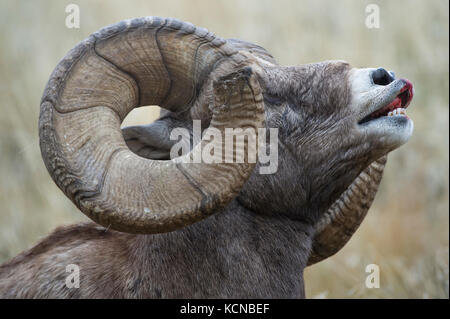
39, 17, 413, 265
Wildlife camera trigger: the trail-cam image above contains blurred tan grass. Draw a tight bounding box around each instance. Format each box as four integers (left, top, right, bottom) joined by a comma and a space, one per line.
0, 0, 448, 298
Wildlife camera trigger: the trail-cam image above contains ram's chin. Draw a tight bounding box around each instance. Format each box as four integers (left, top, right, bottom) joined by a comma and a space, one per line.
362, 115, 414, 149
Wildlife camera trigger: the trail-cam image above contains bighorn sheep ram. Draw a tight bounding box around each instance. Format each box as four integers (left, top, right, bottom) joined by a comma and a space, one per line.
0, 17, 414, 298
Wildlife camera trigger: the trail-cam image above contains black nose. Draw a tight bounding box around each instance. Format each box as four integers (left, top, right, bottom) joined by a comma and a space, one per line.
372, 68, 395, 86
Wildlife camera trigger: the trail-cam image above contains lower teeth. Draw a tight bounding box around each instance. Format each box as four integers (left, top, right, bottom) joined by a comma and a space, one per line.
388, 108, 407, 116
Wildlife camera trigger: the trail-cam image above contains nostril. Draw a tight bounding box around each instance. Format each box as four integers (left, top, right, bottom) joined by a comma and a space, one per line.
372, 68, 394, 86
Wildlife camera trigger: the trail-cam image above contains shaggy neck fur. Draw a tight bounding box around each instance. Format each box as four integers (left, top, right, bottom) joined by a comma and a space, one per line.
127, 200, 313, 298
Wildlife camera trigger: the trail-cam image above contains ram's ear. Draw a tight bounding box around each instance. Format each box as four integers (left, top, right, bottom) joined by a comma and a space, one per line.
122, 117, 181, 160
227, 38, 278, 65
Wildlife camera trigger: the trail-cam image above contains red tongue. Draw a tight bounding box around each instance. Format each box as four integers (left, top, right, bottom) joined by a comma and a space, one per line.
375, 80, 414, 117
387, 96, 402, 109
371, 98, 401, 118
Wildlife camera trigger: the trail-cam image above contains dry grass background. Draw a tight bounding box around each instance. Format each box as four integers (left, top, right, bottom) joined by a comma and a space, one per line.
0, 0, 448, 298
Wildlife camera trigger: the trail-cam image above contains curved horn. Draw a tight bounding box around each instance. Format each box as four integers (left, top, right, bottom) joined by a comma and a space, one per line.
307, 155, 387, 265
39, 17, 264, 234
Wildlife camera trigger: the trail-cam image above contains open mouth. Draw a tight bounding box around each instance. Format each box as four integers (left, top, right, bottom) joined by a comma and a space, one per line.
359, 79, 414, 124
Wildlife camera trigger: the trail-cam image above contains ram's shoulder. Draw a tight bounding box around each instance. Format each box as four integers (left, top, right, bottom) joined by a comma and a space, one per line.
0, 223, 125, 270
